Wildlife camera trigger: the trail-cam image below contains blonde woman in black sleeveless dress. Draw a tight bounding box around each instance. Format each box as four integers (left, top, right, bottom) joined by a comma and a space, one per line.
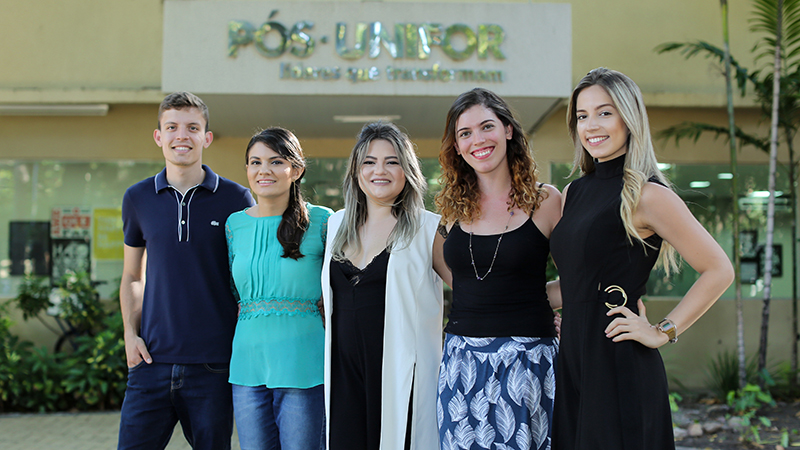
550, 68, 734, 450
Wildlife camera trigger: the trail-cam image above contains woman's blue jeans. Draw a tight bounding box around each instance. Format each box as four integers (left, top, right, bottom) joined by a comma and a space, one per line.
232, 383, 325, 450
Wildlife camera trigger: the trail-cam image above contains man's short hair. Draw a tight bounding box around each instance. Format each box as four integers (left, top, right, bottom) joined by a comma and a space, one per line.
157, 92, 210, 131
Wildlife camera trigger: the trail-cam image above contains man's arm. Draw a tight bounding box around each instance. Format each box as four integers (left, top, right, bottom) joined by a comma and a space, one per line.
120, 244, 151, 366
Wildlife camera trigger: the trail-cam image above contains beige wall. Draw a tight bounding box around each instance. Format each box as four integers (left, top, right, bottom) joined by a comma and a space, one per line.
563, 0, 758, 104
0, 0, 762, 106
0, 103, 780, 180
648, 299, 797, 390
0, 0, 163, 102
2, 0, 796, 390
0, 0, 777, 169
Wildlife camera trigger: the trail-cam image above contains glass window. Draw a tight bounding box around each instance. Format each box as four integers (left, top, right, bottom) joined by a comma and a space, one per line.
6, 158, 791, 302
0, 161, 165, 298
300, 157, 443, 211
550, 162, 795, 299
0, 157, 445, 299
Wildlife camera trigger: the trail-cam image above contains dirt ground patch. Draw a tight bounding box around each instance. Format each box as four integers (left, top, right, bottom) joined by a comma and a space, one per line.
673, 399, 800, 449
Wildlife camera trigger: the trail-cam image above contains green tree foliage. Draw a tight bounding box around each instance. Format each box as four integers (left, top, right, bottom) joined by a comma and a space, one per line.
62, 311, 127, 410
1, 274, 127, 412
658, 0, 800, 388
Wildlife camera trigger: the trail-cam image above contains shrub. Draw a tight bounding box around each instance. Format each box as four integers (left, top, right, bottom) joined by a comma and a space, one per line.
13, 275, 52, 320
0, 302, 24, 412
2, 276, 128, 413
0, 302, 68, 413
770, 362, 800, 400
50, 271, 107, 336
668, 392, 683, 412
705, 350, 759, 400
12, 271, 105, 336
726, 376, 777, 445
63, 311, 127, 410
14, 345, 68, 412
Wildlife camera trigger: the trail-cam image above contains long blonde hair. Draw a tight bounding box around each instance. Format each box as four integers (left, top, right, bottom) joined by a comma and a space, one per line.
567, 68, 678, 274
435, 88, 545, 224
330, 122, 427, 261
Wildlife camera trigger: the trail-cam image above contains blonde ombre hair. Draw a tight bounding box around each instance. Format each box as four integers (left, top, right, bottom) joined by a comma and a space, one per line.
330, 122, 427, 261
567, 68, 678, 274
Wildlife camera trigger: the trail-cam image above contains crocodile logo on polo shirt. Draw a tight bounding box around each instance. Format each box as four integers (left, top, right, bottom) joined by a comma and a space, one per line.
210, 221, 220, 226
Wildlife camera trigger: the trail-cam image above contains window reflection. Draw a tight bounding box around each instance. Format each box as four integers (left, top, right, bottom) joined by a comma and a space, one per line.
550, 162, 794, 299
10, 159, 790, 300
0, 158, 445, 298
0, 161, 165, 298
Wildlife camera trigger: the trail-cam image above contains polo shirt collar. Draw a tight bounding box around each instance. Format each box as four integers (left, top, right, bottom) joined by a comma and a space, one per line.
154, 164, 220, 193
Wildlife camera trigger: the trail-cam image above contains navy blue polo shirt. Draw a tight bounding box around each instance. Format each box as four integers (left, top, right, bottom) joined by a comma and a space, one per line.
122, 165, 254, 364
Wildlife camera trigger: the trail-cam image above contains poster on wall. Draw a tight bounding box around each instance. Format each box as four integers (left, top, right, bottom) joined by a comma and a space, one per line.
9, 221, 51, 276
93, 208, 123, 260
51, 207, 92, 282
51, 238, 91, 281
51, 207, 91, 239
757, 244, 783, 278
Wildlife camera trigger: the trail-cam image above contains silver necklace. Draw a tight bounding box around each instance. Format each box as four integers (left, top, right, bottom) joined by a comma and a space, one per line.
468, 211, 514, 281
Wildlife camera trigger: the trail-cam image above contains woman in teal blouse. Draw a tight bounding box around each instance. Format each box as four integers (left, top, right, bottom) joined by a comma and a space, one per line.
225, 127, 331, 450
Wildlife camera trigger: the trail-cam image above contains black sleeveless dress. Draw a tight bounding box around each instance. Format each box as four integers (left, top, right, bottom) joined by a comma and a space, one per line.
549, 155, 674, 450
329, 249, 391, 450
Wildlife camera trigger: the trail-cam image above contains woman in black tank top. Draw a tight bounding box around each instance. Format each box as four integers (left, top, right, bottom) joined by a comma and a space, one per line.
434, 88, 563, 450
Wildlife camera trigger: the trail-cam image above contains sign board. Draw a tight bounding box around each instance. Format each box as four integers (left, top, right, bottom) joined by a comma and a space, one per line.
51, 238, 91, 281
93, 208, 124, 260
51, 207, 91, 239
162, 1, 572, 98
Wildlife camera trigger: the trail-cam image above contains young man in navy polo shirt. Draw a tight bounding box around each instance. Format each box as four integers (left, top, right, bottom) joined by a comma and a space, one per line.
118, 92, 254, 450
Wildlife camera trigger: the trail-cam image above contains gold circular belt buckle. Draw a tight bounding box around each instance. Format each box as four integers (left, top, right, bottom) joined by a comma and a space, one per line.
604, 285, 628, 309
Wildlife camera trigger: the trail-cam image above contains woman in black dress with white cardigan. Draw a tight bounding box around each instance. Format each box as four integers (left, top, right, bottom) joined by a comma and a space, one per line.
322, 122, 451, 450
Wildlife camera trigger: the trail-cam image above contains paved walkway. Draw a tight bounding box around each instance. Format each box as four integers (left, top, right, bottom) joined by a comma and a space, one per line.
0, 411, 703, 450
0, 411, 240, 450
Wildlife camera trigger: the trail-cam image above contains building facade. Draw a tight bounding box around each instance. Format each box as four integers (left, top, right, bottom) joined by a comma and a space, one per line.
0, 0, 794, 388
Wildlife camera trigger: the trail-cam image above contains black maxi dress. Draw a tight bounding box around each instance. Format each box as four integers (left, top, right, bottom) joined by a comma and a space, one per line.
549, 154, 675, 450
329, 249, 390, 450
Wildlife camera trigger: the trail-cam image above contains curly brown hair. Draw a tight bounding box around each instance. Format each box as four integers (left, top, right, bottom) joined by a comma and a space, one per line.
435, 88, 544, 224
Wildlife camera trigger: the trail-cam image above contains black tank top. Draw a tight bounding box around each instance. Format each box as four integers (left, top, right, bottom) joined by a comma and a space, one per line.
443, 218, 556, 337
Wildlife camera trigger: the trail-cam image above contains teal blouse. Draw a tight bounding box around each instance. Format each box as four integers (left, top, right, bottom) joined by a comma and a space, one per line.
226, 203, 332, 388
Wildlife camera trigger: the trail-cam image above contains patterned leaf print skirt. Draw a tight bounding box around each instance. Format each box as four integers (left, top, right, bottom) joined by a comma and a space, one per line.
437, 334, 558, 450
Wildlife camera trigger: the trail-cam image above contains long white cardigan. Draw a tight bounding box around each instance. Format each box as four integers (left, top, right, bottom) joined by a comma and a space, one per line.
323, 209, 444, 450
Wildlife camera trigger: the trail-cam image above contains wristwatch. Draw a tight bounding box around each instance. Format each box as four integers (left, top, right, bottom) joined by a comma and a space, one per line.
656, 318, 678, 344
656, 318, 678, 343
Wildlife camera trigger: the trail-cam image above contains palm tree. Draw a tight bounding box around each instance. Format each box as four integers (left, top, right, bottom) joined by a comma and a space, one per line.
657, 0, 800, 388
721, 0, 748, 390
758, 0, 783, 383
657, 0, 748, 388
751, 0, 800, 383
